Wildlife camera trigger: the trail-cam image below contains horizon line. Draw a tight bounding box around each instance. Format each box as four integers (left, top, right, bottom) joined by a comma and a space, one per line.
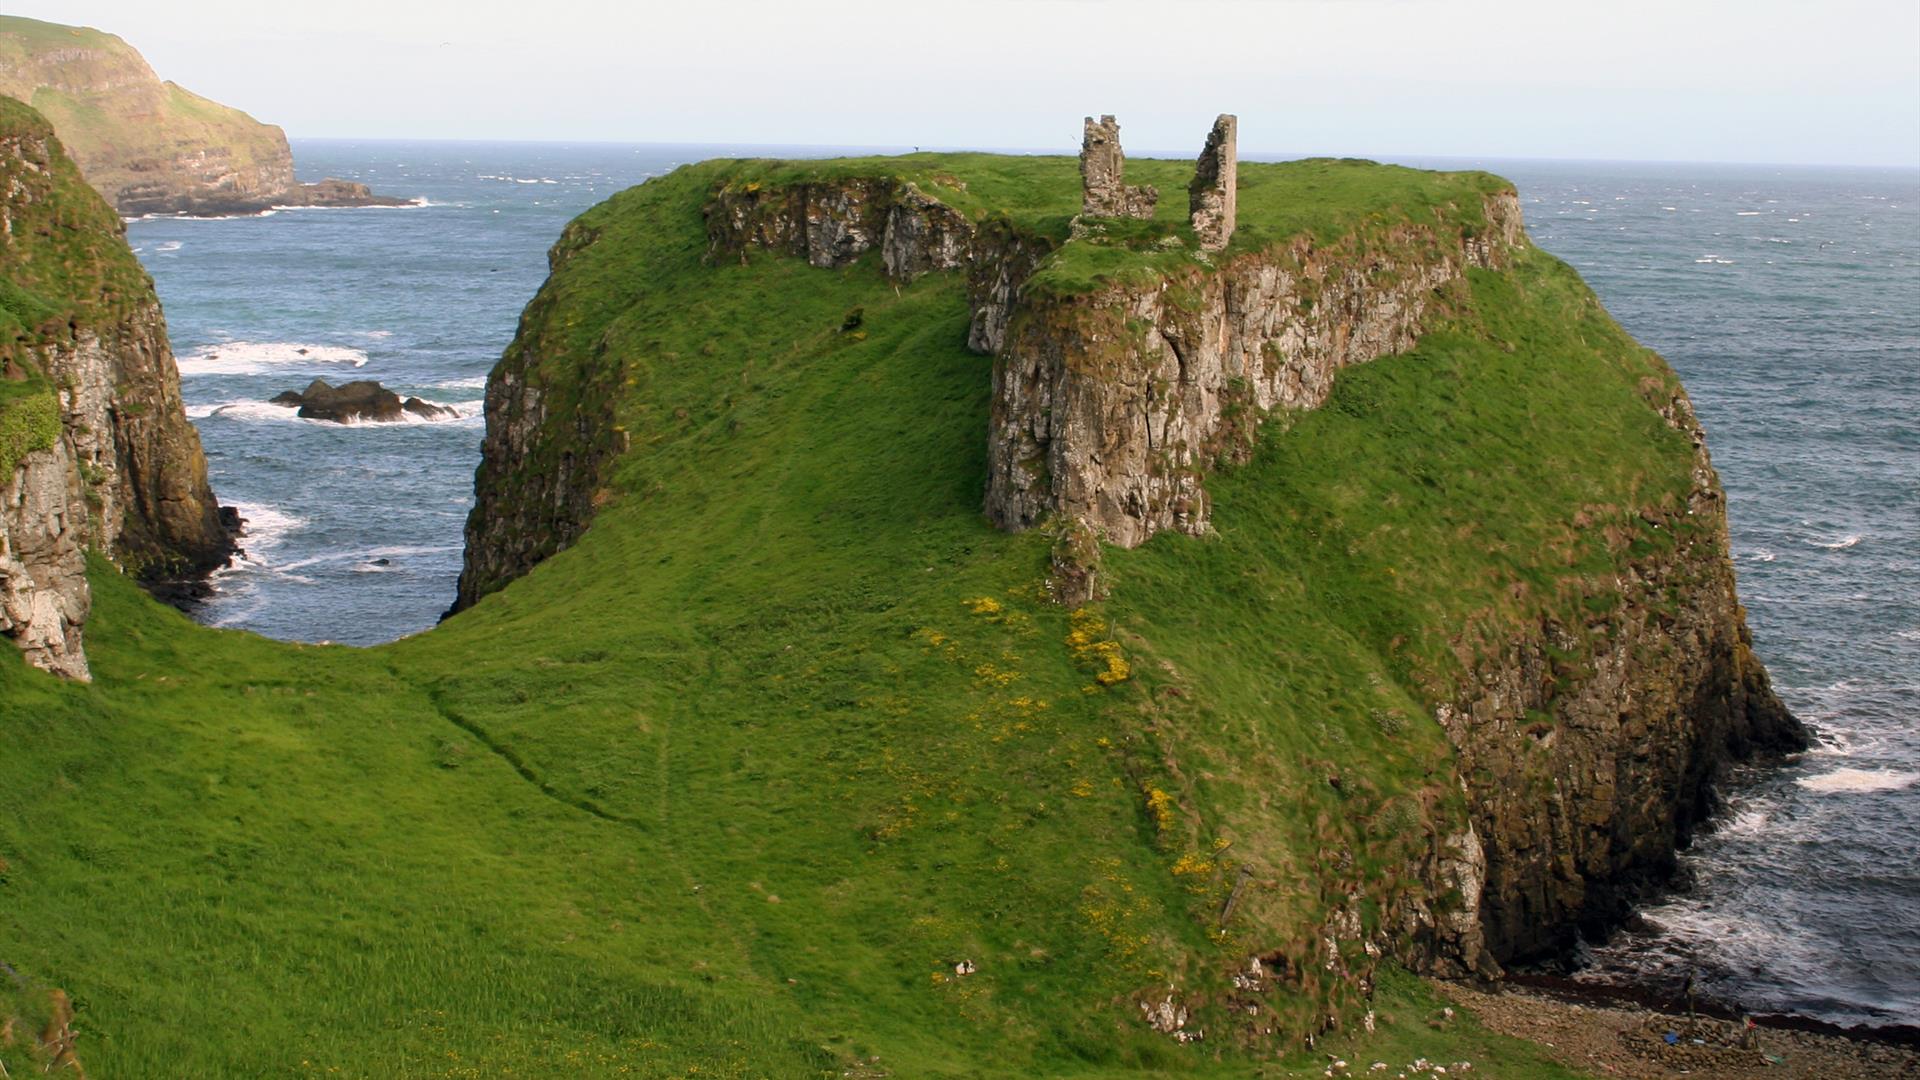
279, 135, 1920, 174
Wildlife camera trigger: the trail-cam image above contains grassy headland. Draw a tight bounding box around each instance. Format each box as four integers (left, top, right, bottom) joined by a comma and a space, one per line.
0, 150, 1704, 1077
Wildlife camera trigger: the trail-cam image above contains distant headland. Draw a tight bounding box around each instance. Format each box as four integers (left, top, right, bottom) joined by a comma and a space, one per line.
0, 14, 410, 216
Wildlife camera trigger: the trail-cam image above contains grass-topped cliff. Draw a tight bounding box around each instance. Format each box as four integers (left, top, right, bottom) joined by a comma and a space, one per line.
0, 96, 151, 475
1, 150, 1795, 1076
0, 17, 296, 216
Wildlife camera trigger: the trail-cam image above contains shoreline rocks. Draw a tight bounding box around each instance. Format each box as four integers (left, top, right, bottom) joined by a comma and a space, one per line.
271, 379, 457, 424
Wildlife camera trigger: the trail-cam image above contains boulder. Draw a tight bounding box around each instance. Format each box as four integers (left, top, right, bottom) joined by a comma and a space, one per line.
271, 379, 456, 424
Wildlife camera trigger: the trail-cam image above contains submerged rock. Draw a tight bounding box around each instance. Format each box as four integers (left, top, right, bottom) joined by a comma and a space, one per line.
271, 379, 456, 424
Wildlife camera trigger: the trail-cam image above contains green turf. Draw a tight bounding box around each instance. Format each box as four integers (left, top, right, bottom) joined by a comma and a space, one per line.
0, 150, 1694, 1078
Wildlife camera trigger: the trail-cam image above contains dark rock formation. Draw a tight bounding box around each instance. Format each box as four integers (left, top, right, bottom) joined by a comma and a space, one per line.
1189, 114, 1238, 251
1079, 115, 1158, 219
270, 379, 456, 424
268, 178, 414, 211
1441, 390, 1806, 965
450, 217, 631, 613
0, 96, 233, 678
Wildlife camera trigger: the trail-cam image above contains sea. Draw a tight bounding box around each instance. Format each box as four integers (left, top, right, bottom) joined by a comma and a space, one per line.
126, 141, 1919, 1031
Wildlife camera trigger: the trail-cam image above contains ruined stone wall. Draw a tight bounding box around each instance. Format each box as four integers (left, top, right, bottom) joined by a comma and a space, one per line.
1189, 114, 1237, 250
1079, 115, 1158, 220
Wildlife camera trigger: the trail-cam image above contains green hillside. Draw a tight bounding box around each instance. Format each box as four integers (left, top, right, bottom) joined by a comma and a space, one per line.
0, 152, 1707, 1077
0, 16, 293, 214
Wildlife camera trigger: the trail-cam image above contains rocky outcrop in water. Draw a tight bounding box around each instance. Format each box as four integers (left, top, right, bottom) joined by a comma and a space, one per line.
0, 97, 231, 678
0, 16, 406, 216
271, 378, 456, 423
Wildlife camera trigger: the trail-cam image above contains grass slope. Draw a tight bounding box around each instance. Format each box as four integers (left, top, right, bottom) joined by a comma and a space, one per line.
0, 153, 1693, 1078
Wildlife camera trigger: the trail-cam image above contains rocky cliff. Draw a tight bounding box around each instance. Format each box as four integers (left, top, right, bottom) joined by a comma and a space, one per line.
1441, 387, 1803, 965
0, 97, 230, 679
0, 15, 406, 216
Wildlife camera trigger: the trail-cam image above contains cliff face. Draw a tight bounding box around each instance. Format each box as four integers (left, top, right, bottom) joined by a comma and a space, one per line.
0, 16, 405, 216
987, 195, 1524, 547
1441, 389, 1803, 964
451, 217, 626, 613
0, 97, 230, 679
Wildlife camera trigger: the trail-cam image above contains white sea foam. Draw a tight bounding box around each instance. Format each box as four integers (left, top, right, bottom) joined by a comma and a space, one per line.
176, 341, 369, 377
1795, 768, 1920, 795
1694, 255, 1735, 265
1806, 534, 1862, 550
154, 240, 183, 254
226, 502, 303, 560
1894, 628, 1920, 643
1736, 211, 1764, 216
1745, 548, 1776, 563
1718, 803, 1774, 838
434, 374, 489, 390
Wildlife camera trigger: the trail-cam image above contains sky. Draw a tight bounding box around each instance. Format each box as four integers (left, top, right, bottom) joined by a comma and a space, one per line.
14, 0, 1920, 166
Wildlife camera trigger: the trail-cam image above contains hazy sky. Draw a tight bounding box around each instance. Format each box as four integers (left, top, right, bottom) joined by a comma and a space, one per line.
17, 0, 1920, 166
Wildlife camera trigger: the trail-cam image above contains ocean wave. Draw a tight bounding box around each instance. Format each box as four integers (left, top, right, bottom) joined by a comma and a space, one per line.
433, 374, 489, 390
1694, 255, 1736, 265
225, 501, 304, 559
1745, 548, 1776, 563
177, 341, 369, 377
1795, 768, 1920, 794
1805, 534, 1862, 550
1894, 628, 1920, 643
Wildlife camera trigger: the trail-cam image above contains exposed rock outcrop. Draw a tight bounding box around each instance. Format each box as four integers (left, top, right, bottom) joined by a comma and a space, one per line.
987, 190, 1526, 547
1188, 114, 1237, 250
451, 217, 629, 613
0, 15, 406, 216
1441, 388, 1805, 965
270, 378, 456, 423
0, 96, 231, 678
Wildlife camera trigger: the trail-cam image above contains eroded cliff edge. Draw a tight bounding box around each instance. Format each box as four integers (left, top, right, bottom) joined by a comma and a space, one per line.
454, 153, 1803, 999
0, 97, 231, 679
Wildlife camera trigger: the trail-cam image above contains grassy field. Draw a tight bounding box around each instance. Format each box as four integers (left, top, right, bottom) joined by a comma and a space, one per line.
0, 150, 1701, 1076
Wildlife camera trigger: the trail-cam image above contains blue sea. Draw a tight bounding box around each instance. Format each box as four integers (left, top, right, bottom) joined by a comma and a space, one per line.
127, 142, 1919, 1029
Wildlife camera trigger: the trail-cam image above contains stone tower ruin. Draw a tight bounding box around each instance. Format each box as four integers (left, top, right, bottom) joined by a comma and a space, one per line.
1078, 114, 1238, 249
1079, 115, 1158, 219
1189, 114, 1237, 251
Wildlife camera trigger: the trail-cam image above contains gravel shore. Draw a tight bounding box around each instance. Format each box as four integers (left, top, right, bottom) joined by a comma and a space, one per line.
1438, 982, 1919, 1078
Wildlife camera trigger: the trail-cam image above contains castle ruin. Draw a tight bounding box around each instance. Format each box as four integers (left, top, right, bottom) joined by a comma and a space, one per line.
1078, 113, 1237, 251
1079, 115, 1159, 219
